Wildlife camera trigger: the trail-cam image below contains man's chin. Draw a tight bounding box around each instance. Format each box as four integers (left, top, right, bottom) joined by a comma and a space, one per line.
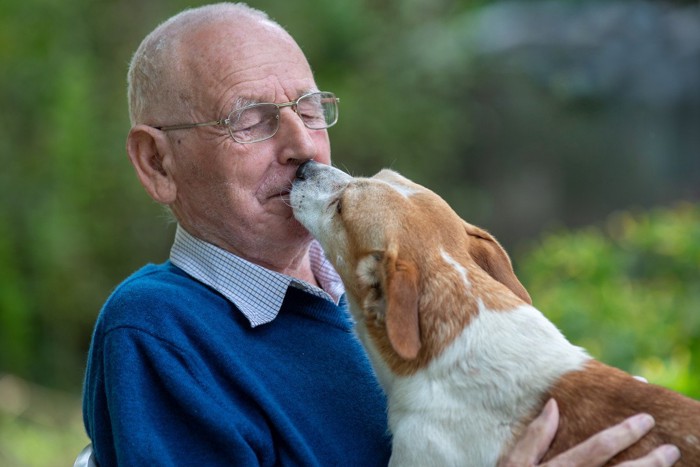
287, 216, 314, 240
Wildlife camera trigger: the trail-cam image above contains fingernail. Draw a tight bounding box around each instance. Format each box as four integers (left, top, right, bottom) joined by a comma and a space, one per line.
660, 445, 681, 463
631, 413, 655, 431
543, 398, 557, 415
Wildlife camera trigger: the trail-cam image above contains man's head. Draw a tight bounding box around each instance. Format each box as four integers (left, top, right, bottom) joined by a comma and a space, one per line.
125, 3, 333, 272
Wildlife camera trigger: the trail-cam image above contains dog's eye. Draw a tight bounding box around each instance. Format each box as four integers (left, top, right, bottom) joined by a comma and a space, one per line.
335, 198, 343, 215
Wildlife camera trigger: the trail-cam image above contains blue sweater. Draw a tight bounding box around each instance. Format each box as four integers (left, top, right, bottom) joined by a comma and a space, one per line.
83, 262, 391, 466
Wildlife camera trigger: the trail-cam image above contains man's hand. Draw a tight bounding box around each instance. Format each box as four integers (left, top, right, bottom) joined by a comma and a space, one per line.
498, 399, 681, 467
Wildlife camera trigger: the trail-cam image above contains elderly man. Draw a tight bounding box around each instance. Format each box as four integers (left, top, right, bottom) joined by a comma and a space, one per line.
82, 3, 680, 466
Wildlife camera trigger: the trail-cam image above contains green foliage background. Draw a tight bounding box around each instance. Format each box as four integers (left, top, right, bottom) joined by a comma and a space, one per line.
519, 203, 700, 397
0, 0, 698, 465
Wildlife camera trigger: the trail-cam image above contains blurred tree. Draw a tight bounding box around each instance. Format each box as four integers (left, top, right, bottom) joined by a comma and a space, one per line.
0, 0, 179, 389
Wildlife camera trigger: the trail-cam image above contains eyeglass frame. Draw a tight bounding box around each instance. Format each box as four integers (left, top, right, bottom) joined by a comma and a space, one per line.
151, 91, 339, 144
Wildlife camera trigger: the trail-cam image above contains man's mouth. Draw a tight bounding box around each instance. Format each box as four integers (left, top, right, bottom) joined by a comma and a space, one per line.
272, 186, 292, 205
257, 176, 295, 205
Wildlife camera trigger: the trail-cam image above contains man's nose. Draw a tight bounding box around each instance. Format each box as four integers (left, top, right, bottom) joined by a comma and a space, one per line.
276, 108, 317, 165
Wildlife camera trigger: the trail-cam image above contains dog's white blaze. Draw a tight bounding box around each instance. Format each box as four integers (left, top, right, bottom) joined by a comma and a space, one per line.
440, 250, 471, 289
385, 303, 590, 466
384, 180, 419, 199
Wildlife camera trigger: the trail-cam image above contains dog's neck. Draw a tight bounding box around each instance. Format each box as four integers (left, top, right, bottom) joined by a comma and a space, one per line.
408, 302, 589, 400
410, 303, 584, 389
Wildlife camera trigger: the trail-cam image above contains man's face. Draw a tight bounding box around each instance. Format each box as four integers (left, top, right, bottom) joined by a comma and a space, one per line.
167, 19, 332, 269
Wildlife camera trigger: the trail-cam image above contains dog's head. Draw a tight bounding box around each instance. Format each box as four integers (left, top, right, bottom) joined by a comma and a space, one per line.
291, 161, 531, 374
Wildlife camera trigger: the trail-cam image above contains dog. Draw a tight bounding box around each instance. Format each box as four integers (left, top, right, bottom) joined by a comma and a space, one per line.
290, 161, 700, 466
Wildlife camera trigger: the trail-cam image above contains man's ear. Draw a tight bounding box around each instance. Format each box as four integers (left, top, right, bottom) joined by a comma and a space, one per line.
464, 222, 532, 304
126, 125, 177, 204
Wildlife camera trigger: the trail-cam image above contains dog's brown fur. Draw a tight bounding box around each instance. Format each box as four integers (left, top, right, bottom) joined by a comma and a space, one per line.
545, 360, 700, 463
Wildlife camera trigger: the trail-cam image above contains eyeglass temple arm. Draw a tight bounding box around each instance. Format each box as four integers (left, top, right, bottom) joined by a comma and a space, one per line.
153, 120, 225, 132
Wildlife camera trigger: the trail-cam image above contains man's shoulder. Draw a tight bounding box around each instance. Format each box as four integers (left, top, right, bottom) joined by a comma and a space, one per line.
97, 261, 230, 334
109, 261, 197, 304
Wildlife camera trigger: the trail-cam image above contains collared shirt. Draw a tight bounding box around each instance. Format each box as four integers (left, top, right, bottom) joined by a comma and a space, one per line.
169, 225, 345, 327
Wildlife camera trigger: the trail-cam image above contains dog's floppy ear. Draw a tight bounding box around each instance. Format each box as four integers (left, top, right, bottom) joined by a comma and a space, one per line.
464, 222, 532, 304
384, 250, 422, 360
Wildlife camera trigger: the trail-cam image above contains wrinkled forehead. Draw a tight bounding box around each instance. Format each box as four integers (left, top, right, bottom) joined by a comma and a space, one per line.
179, 18, 312, 107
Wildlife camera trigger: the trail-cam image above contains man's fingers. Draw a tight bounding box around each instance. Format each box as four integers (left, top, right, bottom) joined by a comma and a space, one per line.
498, 399, 559, 466
617, 445, 681, 467
546, 413, 656, 466
497, 405, 681, 467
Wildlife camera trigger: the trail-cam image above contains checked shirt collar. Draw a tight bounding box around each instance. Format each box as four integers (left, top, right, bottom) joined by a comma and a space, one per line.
170, 224, 345, 327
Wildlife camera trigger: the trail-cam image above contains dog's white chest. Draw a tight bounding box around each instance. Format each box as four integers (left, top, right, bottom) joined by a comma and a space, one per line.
388, 385, 513, 466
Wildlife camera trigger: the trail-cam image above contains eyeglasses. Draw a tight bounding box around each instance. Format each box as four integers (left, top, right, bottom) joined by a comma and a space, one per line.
152, 91, 339, 144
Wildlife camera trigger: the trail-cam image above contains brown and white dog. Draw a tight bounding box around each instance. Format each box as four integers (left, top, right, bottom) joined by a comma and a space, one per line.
290, 161, 700, 466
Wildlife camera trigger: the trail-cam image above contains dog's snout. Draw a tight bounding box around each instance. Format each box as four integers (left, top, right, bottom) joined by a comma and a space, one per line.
296, 160, 317, 181
294, 161, 352, 191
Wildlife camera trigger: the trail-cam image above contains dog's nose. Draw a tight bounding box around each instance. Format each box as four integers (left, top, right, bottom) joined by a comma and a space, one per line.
296, 160, 316, 181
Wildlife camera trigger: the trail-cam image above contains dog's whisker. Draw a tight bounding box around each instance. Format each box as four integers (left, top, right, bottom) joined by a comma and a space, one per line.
279, 192, 292, 208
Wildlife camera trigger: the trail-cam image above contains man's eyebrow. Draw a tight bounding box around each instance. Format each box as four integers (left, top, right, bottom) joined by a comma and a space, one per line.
299, 87, 319, 96
232, 96, 258, 110
230, 89, 321, 112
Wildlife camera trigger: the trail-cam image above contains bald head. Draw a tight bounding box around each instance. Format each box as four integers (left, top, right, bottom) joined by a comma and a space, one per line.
127, 3, 293, 126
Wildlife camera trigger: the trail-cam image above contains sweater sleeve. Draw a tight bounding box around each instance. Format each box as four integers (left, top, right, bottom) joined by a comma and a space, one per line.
92, 326, 274, 467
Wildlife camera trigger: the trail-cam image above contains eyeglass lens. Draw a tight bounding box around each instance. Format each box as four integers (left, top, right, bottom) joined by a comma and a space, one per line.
228, 92, 337, 143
